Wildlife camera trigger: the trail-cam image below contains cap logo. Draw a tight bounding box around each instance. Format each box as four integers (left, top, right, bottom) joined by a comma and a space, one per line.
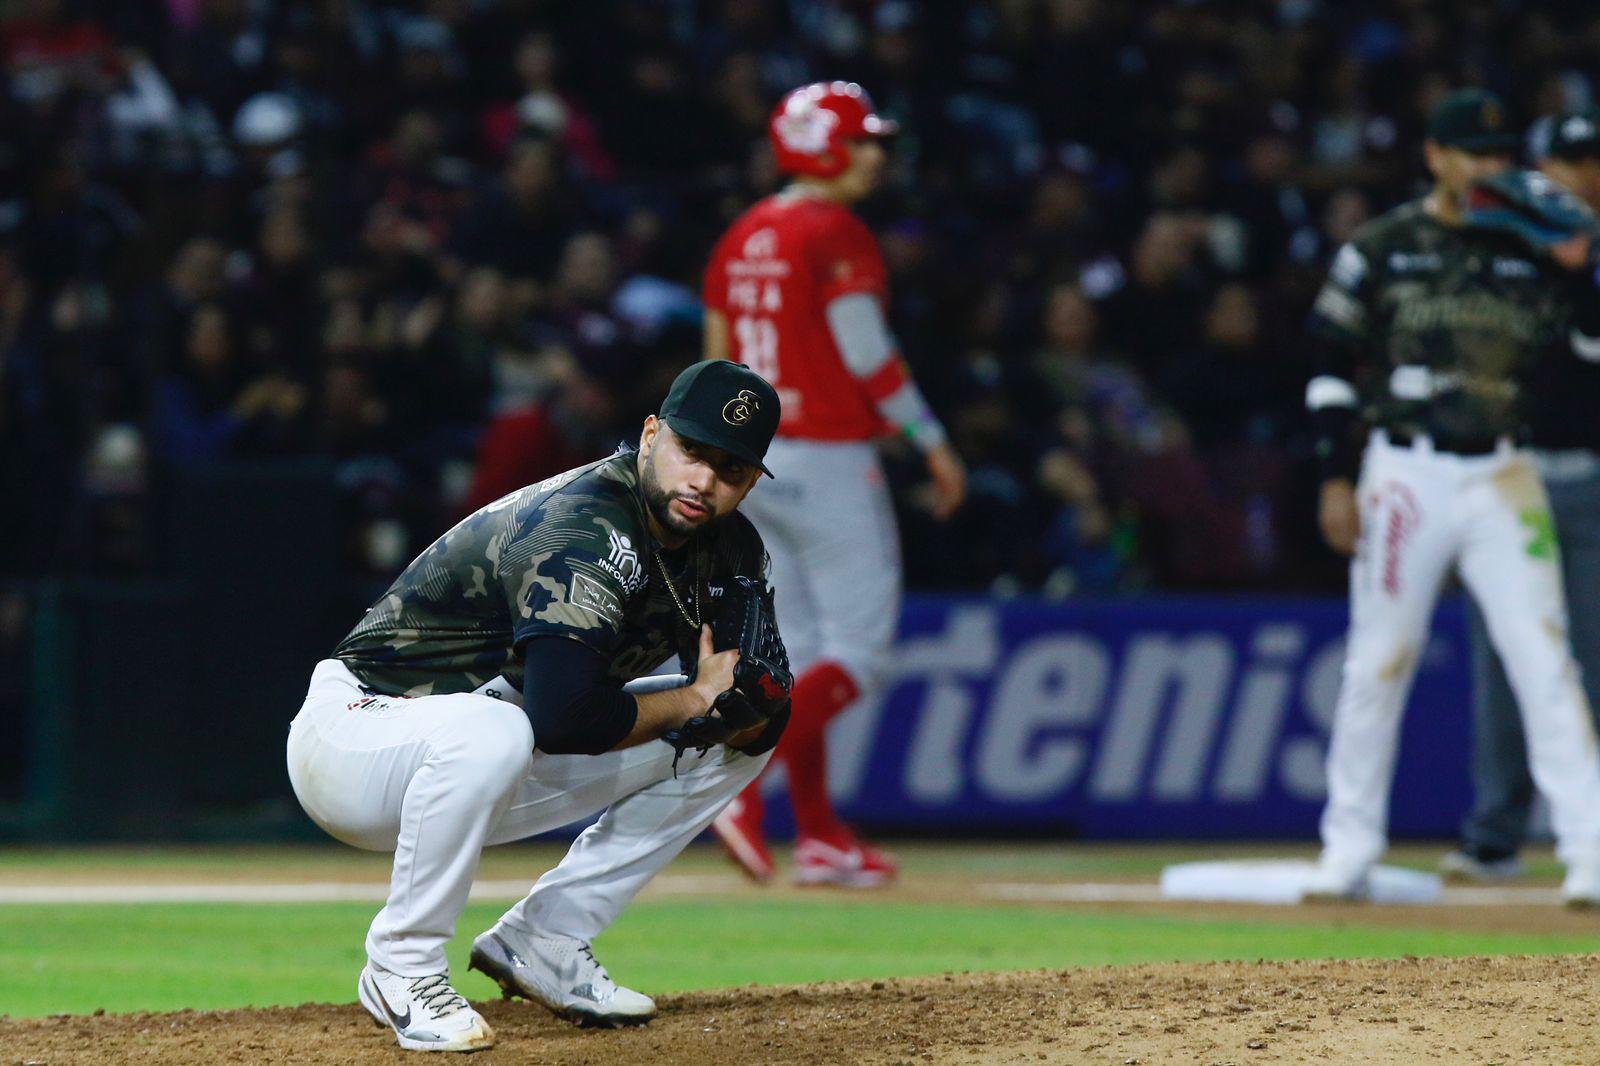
1481, 100, 1502, 129
722, 389, 760, 426
774, 95, 838, 155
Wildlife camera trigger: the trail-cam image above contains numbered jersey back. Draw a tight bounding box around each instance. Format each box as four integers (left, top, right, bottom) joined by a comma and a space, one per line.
704, 194, 892, 441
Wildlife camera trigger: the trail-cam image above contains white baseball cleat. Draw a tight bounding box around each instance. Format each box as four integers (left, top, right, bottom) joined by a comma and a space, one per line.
357, 963, 494, 1053
1561, 861, 1600, 909
1301, 858, 1372, 902
468, 926, 656, 1027
1439, 849, 1526, 883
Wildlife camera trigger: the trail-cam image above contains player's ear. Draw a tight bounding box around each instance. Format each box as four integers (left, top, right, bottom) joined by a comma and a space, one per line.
640, 415, 660, 456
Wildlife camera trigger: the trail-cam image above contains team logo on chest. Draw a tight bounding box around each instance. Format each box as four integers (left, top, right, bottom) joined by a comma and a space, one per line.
742, 227, 778, 259
729, 226, 790, 278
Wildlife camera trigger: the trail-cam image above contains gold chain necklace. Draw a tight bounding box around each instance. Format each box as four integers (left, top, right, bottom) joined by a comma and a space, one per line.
653, 546, 701, 629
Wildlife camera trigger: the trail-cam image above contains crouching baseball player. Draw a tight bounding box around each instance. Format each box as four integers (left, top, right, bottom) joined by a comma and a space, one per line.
286, 361, 792, 1052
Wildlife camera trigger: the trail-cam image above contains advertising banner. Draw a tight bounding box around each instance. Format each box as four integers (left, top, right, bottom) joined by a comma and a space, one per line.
802, 596, 1473, 839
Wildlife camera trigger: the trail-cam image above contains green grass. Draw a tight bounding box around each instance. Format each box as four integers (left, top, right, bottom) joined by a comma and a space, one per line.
4, 899, 1599, 1019
0, 844, 1582, 1019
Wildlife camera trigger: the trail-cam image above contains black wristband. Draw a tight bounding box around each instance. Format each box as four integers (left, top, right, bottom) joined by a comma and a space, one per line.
1312, 405, 1361, 483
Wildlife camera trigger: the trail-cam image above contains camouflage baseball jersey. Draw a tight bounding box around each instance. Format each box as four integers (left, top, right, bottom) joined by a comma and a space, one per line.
1311, 199, 1571, 444
335, 446, 770, 697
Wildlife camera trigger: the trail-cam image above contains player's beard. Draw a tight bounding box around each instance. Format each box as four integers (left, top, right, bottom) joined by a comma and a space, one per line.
641, 452, 719, 539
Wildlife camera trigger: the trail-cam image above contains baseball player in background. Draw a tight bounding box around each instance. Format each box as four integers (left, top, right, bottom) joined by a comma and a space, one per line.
286, 362, 790, 1052
1442, 106, 1600, 883
701, 81, 966, 887
1304, 88, 1600, 905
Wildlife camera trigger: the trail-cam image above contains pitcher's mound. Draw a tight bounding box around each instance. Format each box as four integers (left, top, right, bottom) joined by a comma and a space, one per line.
5, 955, 1597, 1064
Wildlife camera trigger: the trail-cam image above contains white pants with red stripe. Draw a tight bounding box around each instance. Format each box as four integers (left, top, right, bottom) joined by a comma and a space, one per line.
286, 659, 768, 976
738, 436, 901, 687
1321, 432, 1600, 873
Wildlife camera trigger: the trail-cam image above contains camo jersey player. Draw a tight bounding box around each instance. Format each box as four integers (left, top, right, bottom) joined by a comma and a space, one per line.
1303, 89, 1600, 904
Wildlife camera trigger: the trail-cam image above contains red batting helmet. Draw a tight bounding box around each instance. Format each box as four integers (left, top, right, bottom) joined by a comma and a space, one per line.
768, 81, 898, 179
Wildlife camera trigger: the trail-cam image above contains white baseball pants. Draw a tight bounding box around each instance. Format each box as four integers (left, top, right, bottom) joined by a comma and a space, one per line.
739, 437, 901, 685
286, 659, 768, 976
1321, 432, 1600, 873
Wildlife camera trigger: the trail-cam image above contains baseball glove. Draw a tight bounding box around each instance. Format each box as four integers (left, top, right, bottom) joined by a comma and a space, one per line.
663, 575, 792, 768
1464, 169, 1599, 255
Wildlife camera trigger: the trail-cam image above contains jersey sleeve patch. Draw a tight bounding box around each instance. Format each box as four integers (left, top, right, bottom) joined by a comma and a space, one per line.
569, 570, 624, 623
820, 256, 884, 301
508, 548, 626, 651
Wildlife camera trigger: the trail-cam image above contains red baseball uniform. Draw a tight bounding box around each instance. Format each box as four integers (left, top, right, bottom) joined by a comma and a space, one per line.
707, 83, 953, 887
704, 195, 902, 442
704, 190, 913, 886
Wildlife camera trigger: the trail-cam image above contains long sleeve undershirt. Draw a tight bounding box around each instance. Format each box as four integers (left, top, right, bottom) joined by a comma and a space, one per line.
825, 292, 948, 450
521, 637, 639, 755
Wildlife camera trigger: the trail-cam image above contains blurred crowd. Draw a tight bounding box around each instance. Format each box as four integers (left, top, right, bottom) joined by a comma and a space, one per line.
3, 0, 1597, 593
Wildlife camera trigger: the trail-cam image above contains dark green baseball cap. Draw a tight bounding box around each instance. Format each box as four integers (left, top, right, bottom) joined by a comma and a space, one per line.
1428, 88, 1520, 154
659, 361, 781, 477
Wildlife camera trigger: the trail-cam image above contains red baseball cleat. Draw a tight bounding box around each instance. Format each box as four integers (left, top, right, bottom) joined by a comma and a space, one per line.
711, 796, 775, 883
793, 831, 898, 888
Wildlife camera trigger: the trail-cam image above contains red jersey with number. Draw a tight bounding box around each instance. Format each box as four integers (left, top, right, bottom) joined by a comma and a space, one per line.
704, 194, 891, 440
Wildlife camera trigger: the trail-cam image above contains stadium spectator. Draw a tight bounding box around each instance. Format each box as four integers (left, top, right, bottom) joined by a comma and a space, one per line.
151, 302, 307, 462
9, 0, 1595, 590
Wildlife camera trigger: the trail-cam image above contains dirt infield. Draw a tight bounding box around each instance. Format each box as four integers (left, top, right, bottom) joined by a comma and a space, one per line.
6, 954, 1598, 1064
